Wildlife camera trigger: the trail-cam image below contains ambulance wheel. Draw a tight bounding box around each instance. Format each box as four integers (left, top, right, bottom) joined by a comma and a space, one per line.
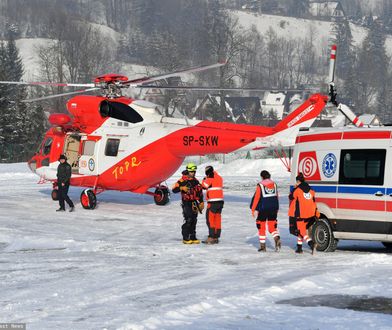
382, 242, 392, 250
51, 189, 59, 201
80, 189, 97, 209
312, 218, 338, 252
154, 186, 170, 206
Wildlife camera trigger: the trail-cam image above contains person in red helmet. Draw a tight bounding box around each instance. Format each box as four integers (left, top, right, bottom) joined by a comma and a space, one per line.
56, 154, 74, 212
251, 170, 281, 252
201, 165, 224, 244
288, 172, 318, 254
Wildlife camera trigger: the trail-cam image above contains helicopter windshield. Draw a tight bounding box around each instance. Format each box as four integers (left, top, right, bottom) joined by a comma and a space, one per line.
42, 138, 53, 156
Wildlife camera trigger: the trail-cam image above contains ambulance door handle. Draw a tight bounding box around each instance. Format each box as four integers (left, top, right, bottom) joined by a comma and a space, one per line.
374, 191, 384, 197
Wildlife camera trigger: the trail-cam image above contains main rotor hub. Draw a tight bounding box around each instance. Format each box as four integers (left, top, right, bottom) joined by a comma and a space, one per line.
94, 74, 129, 99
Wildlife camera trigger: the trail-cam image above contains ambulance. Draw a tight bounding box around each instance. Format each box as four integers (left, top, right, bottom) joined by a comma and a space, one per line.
291, 126, 392, 252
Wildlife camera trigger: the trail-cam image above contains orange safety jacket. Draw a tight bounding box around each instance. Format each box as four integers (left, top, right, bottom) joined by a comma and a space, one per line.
288, 182, 317, 219
201, 171, 224, 202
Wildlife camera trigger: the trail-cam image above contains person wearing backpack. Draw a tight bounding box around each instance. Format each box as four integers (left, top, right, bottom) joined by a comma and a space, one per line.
250, 170, 281, 252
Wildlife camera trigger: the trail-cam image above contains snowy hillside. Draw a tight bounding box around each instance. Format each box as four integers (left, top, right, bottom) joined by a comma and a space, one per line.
0, 161, 391, 329
234, 10, 392, 56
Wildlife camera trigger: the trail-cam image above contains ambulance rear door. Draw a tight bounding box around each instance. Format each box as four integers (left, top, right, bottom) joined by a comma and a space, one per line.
335, 146, 388, 239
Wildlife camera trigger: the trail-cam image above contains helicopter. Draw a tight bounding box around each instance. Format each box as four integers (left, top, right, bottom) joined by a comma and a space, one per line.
0, 60, 330, 209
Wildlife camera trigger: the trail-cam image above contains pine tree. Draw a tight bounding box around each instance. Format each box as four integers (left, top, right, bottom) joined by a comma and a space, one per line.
0, 32, 46, 162
355, 19, 389, 116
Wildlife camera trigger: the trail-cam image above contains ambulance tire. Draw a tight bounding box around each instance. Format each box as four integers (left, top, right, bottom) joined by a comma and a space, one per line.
80, 189, 97, 209
382, 242, 392, 250
312, 218, 338, 252
154, 186, 170, 206
51, 189, 59, 201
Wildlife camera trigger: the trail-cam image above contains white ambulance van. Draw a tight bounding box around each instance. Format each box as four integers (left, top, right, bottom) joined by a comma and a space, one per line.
291, 126, 392, 252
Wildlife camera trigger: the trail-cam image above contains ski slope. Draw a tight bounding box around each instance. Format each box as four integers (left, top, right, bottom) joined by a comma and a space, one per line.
0, 161, 391, 330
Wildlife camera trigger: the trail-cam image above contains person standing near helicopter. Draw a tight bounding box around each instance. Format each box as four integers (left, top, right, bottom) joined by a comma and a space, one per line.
56, 154, 75, 212
172, 163, 204, 244
201, 165, 224, 244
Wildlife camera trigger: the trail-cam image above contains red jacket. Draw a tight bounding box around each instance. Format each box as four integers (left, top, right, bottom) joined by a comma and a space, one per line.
201, 171, 223, 202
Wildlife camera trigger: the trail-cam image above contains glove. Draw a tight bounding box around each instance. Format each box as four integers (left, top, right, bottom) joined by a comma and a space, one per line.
315, 209, 320, 218
252, 210, 255, 218
180, 186, 189, 193
198, 202, 204, 211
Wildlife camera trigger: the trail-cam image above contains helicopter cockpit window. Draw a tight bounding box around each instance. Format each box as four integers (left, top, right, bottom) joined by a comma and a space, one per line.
105, 139, 120, 157
42, 138, 53, 156
100, 101, 144, 124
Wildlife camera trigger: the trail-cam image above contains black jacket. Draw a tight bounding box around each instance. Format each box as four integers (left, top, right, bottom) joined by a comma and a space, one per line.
57, 162, 72, 183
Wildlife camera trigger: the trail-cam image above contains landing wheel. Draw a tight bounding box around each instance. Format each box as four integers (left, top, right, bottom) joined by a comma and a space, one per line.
154, 186, 170, 206
80, 189, 97, 209
312, 218, 338, 252
51, 189, 59, 201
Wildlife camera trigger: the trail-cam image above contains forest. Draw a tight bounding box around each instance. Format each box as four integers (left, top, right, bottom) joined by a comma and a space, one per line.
0, 0, 391, 161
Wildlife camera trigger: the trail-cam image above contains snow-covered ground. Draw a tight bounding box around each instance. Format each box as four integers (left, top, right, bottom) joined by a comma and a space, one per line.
234, 10, 392, 57
0, 160, 391, 330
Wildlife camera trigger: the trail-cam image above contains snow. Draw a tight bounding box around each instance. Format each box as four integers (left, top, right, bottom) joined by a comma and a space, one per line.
15, 38, 51, 80
234, 10, 392, 57
0, 160, 391, 329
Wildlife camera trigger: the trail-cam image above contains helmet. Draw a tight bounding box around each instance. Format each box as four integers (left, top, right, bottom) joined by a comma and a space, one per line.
186, 162, 197, 172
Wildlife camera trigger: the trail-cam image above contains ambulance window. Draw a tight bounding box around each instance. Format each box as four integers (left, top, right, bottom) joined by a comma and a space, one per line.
339, 149, 386, 185
82, 141, 95, 156
42, 138, 53, 156
105, 139, 120, 157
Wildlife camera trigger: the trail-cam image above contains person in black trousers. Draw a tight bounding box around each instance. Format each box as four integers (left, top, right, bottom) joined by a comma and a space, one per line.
56, 154, 74, 212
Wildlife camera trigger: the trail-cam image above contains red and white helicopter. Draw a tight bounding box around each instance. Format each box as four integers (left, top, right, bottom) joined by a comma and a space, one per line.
1, 60, 330, 209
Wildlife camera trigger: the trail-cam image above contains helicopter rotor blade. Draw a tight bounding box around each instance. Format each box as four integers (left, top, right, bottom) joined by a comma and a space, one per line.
22, 87, 100, 103
125, 60, 227, 87
0, 80, 95, 88
134, 85, 315, 92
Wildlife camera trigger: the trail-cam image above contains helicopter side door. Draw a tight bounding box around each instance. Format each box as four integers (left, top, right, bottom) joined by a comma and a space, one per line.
78, 136, 101, 176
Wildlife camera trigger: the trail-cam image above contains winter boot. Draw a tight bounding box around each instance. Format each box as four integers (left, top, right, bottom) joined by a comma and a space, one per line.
308, 240, 316, 254
202, 237, 216, 244
274, 236, 281, 252
295, 244, 303, 254
69, 206, 75, 212
56, 208, 65, 212
213, 238, 219, 244
191, 238, 200, 244
183, 239, 193, 244
258, 243, 266, 252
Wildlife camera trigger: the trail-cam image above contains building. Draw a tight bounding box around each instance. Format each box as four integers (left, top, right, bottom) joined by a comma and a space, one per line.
308, 1, 345, 19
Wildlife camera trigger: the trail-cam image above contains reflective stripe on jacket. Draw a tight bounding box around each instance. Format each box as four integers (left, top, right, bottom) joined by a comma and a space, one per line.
201, 171, 224, 202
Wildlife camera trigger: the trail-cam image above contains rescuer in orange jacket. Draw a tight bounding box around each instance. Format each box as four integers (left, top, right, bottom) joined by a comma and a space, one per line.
251, 170, 281, 252
288, 173, 318, 254
172, 163, 204, 244
201, 165, 224, 244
